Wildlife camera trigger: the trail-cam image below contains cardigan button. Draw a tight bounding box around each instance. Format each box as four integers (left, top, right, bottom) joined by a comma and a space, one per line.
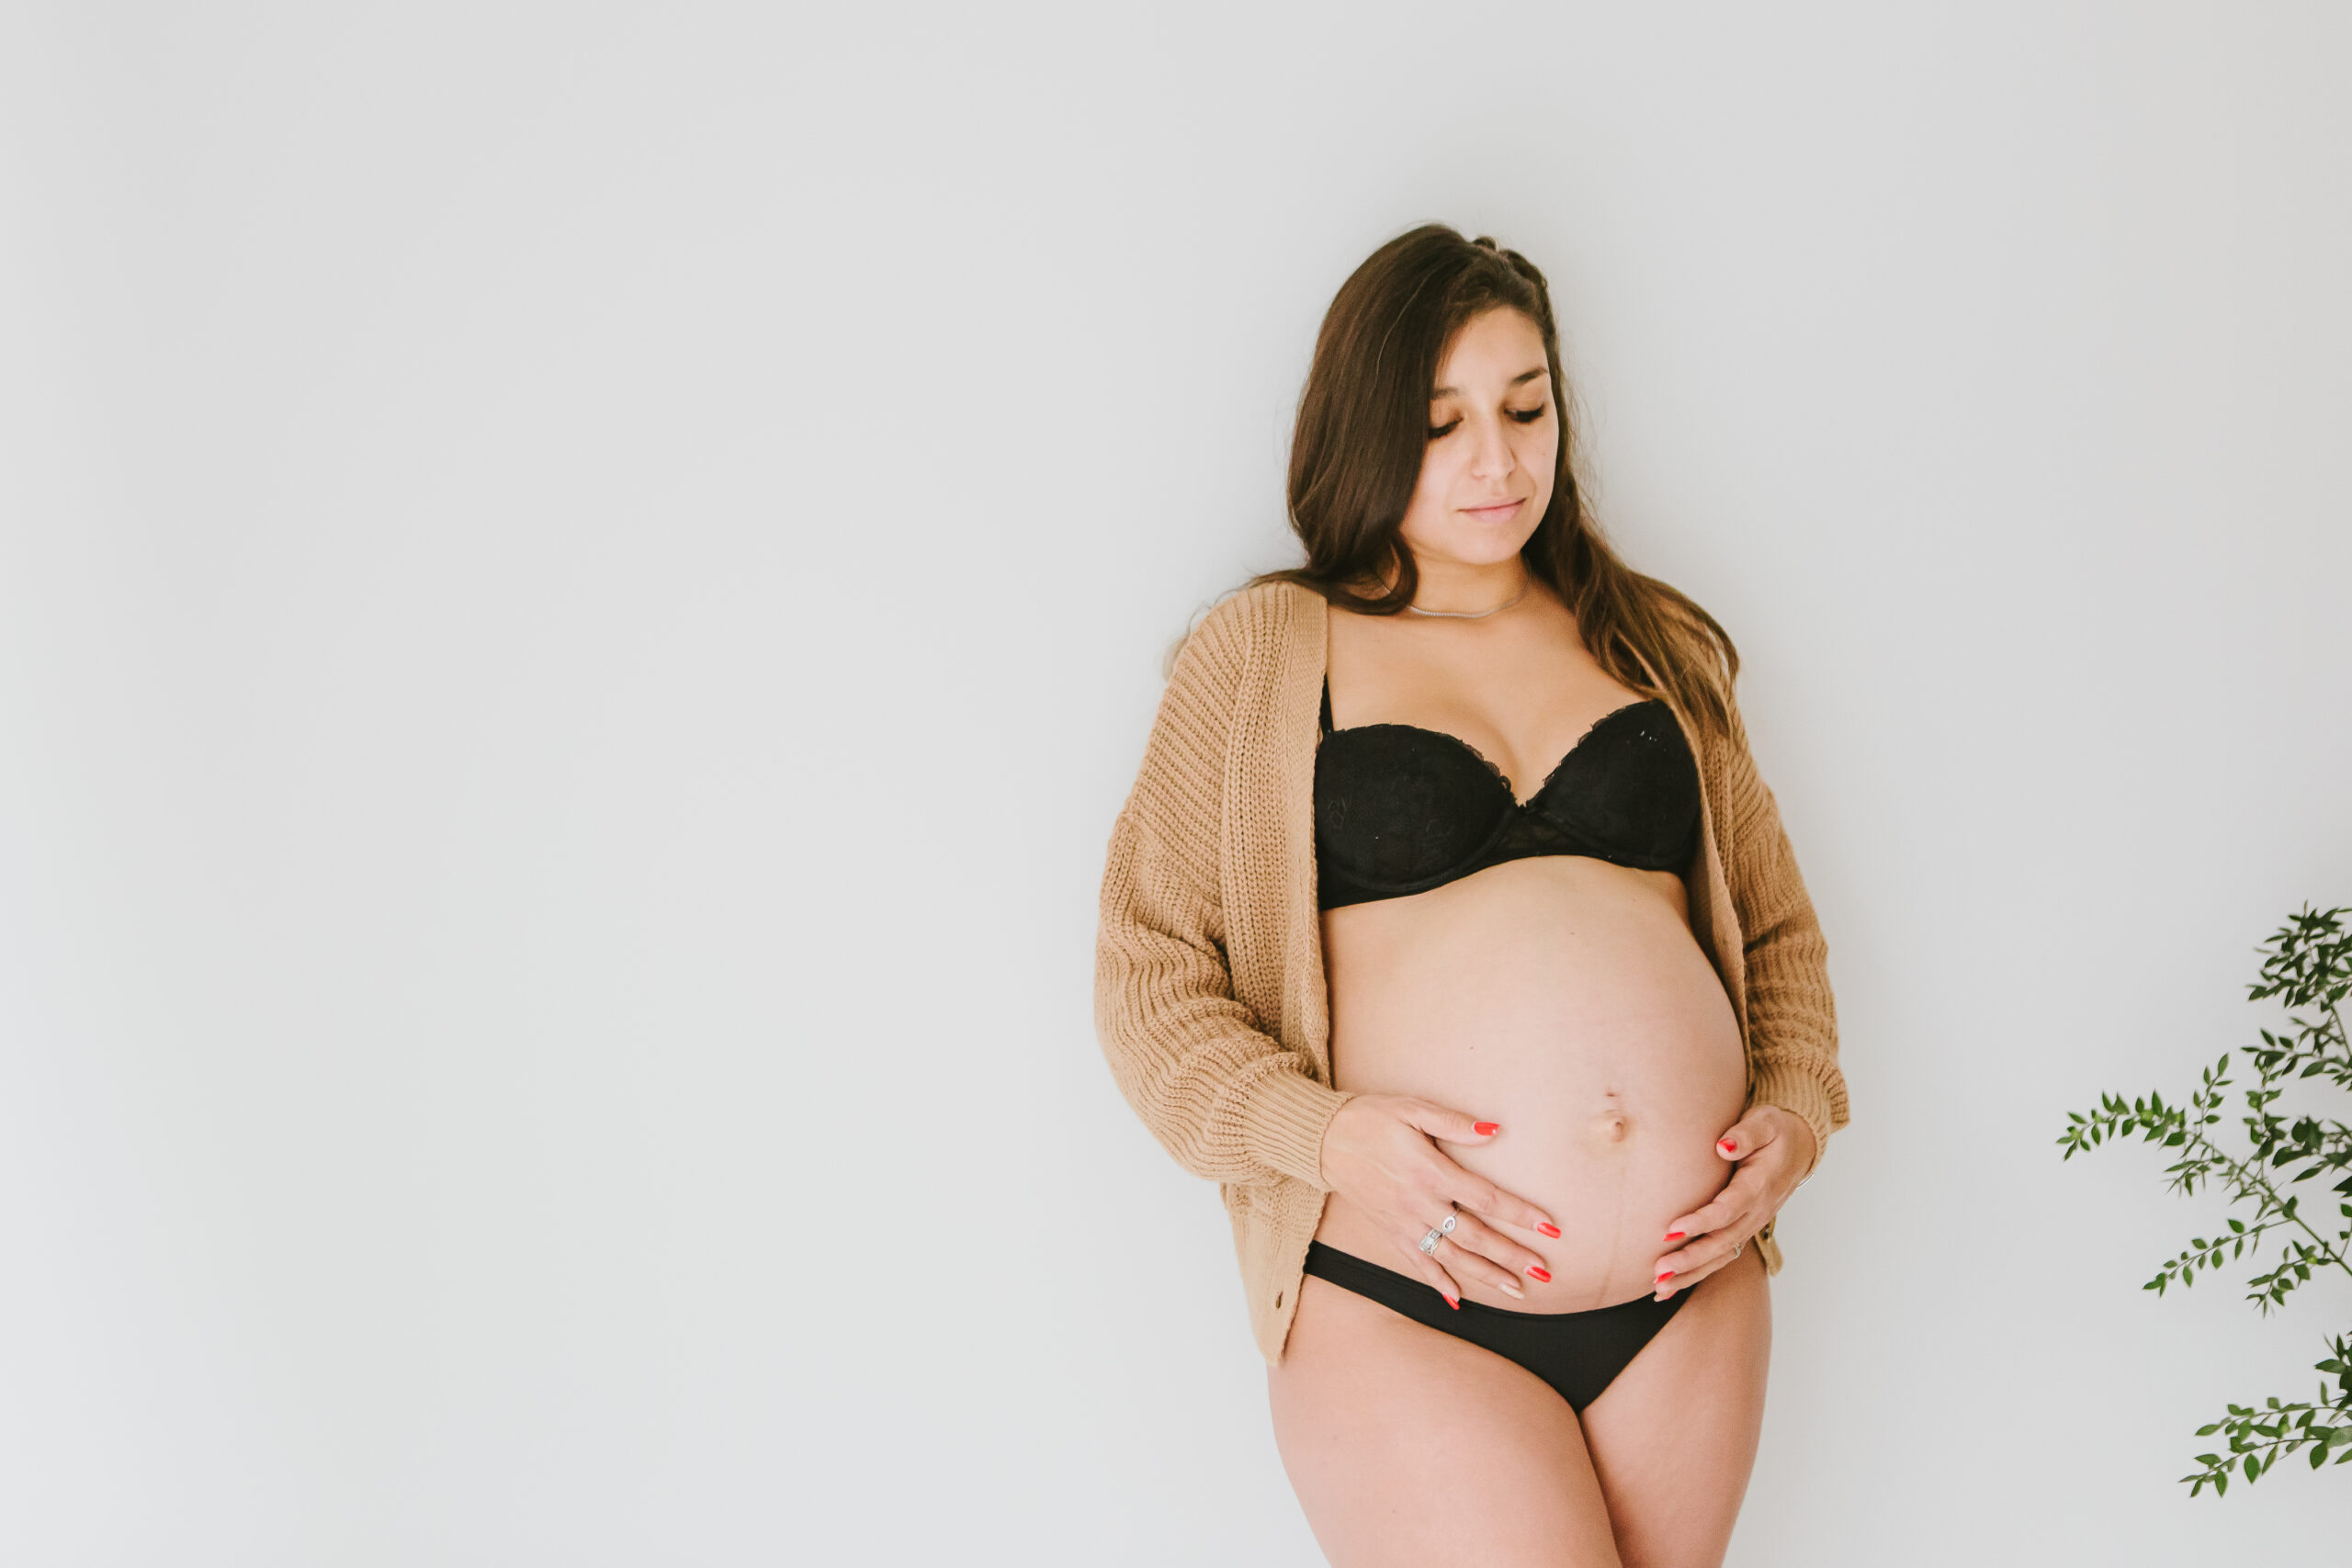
1274, 1292, 1283, 1308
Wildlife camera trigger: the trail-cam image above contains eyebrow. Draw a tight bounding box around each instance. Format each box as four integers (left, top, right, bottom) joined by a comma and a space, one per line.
1431, 367, 1550, 398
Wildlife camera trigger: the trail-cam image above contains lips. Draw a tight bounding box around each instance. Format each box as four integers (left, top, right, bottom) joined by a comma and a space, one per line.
1461, 499, 1524, 522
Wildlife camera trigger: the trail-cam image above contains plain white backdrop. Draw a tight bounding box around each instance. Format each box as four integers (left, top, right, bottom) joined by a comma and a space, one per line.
2, 4, 2347, 1562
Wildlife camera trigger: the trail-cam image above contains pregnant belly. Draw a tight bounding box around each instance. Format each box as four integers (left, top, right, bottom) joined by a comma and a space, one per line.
1314, 855, 1747, 1312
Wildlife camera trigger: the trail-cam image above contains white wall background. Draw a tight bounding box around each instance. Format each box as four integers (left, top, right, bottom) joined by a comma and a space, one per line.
2, 4, 2346, 1562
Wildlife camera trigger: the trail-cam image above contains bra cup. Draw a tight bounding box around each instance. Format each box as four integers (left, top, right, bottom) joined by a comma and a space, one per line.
1314, 726, 1514, 889
1528, 706, 1701, 863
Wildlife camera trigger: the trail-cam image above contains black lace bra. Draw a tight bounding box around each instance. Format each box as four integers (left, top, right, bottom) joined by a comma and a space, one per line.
1314, 677, 1702, 909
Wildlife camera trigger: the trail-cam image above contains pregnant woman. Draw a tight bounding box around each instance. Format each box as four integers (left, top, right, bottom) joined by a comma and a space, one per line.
1095, 225, 1847, 1567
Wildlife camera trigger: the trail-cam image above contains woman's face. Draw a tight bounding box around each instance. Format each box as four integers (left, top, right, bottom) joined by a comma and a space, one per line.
1396, 307, 1558, 571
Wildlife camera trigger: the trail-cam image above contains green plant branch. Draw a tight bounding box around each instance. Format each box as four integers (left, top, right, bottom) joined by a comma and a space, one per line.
2061, 1084, 2352, 1300
2183, 1338, 2352, 1496
2060, 904, 2352, 1497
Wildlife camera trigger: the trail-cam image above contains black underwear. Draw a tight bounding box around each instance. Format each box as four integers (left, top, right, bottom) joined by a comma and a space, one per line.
1313, 678, 1702, 909
1302, 1242, 1688, 1411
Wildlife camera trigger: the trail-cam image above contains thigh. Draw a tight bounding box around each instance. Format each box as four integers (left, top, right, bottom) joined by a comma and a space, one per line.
1577, 1247, 1771, 1568
1267, 1274, 1624, 1568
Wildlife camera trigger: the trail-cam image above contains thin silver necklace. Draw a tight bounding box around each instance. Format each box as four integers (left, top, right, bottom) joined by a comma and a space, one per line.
1404, 580, 1532, 619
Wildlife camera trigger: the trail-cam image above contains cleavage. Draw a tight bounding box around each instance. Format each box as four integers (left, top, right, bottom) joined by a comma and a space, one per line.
1388, 703, 1644, 809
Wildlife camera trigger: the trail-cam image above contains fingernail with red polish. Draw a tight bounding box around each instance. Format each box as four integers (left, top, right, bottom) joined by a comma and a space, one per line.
1535, 1222, 1561, 1238
1656, 1270, 1675, 1284
1444, 1292, 1460, 1310
1665, 1230, 1687, 1242
1473, 1122, 1500, 1136
1526, 1266, 1551, 1283
1718, 1138, 1738, 1154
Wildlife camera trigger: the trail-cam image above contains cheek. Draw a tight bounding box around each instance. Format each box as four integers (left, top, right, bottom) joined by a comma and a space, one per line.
1519, 426, 1559, 502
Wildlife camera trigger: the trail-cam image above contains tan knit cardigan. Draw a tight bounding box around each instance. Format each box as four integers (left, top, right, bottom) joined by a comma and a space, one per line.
1094, 580, 1848, 1364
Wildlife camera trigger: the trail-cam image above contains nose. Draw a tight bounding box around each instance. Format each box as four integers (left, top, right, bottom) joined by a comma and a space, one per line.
1468, 415, 1517, 480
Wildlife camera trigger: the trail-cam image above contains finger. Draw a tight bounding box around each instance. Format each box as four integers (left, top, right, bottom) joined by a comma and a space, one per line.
1394, 1098, 1503, 1147
1432, 1235, 1525, 1300
1656, 1230, 1755, 1299
1660, 1187, 1745, 1247
1656, 1211, 1756, 1279
1403, 1246, 1464, 1310
1668, 1145, 1804, 1251
1656, 1184, 1769, 1259
1437, 1165, 1561, 1242
1396, 1213, 1516, 1301
1655, 1198, 1765, 1295
1658, 1178, 1766, 1265
1442, 1209, 1552, 1288
1660, 1153, 1784, 1242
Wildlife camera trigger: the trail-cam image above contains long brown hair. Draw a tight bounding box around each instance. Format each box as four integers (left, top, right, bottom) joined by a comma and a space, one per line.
1256, 223, 1738, 733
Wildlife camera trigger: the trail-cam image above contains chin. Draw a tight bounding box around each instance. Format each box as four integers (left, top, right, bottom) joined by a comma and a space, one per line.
1399, 502, 1546, 569
1434, 528, 1540, 566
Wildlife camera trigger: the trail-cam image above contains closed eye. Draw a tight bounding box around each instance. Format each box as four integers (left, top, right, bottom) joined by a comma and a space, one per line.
1430, 409, 1547, 439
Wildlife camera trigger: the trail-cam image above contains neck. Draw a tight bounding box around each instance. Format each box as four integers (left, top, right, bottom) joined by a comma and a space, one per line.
1403, 556, 1532, 616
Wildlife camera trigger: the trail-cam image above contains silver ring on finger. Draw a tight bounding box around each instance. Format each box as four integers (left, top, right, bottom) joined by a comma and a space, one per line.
1418, 1211, 1459, 1256
1731, 1238, 1744, 1259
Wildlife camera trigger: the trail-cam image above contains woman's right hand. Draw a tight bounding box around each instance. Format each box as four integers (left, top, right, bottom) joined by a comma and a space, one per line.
1317, 1094, 1558, 1306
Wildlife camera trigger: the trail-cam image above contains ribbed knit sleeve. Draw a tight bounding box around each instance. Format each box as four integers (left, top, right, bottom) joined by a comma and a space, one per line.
1720, 700, 1849, 1178
1094, 604, 1353, 1190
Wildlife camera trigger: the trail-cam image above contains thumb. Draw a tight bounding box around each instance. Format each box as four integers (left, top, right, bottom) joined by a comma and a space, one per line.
1396, 1098, 1501, 1145
1714, 1113, 1772, 1162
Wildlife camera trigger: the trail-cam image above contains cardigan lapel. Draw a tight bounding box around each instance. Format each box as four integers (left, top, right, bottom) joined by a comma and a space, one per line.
1623, 648, 1750, 1041
1280, 585, 1333, 1066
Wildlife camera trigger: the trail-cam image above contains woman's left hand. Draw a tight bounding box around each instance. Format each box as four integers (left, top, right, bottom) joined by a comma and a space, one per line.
1652, 1107, 1817, 1301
